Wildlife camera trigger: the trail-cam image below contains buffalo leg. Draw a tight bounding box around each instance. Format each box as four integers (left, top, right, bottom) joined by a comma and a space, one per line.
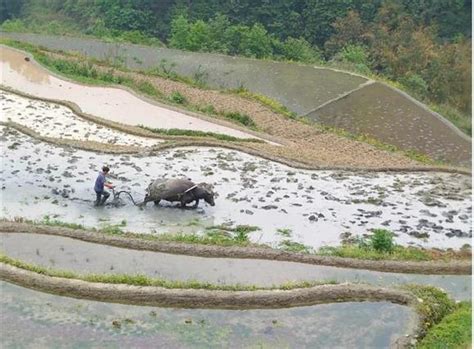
154, 199, 160, 205
193, 199, 200, 208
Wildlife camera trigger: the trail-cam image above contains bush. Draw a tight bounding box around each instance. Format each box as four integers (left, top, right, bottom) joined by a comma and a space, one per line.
280, 37, 321, 63
337, 44, 369, 65
400, 73, 429, 99
0, 19, 29, 32
222, 112, 256, 128
169, 91, 186, 104
369, 229, 394, 253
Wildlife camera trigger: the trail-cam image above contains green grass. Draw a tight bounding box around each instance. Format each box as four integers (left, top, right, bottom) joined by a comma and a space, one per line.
278, 240, 314, 253
402, 285, 456, 335
0, 253, 337, 291
222, 112, 257, 128
317, 245, 433, 261
232, 87, 297, 120
138, 125, 263, 143
417, 302, 472, 349
431, 104, 472, 137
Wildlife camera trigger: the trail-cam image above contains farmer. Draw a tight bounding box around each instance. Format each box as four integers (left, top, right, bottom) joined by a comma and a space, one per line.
94, 166, 114, 206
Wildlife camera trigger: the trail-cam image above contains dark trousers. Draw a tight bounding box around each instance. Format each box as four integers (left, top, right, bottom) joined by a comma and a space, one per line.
95, 190, 110, 206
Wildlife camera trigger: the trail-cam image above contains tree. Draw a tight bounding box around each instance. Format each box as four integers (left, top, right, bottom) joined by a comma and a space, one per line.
169, 14, 190, 49
238, 23, 273, 58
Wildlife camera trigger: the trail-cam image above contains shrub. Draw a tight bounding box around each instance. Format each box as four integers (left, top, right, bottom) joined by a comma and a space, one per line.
401, 73, 429, 98
337, 44, 369, 65
169, 91, 186, 104
222, 112, 256, 128
369, 229, 394, 253
280, 37, 321, 63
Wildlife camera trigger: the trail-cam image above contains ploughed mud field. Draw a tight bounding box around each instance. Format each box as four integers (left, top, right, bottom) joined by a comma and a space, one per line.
308, 82, 471, 166
1, 121, 472, 249
1, 281, 415, 348
1, 233, 471, 300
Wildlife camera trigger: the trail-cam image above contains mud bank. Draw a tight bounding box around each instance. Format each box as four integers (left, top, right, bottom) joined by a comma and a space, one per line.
0, 281, 416, 348
1, 126, 471, 249
1, 230, 471, 299
0, 45, 266, 141
1, 262, 416, 309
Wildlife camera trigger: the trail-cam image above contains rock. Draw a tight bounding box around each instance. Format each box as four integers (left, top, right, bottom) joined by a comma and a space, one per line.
261, 205, 278, 210
409, 231, 430, 239
308, 215, 317, 222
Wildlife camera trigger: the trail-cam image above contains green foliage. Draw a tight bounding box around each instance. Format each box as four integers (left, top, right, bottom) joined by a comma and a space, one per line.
318, 244, 431, 261
336, 44, 369, 65
278, 240, 314, 253
41, 215, 84, 230
279, 37, 322, 63
222, 112, 256, 128
403, 285, 456, 334
0, 18, 29, 32
138, 125, 263, 143
169, 91, 187, 104
369, 229, 394, 253
417, 302, 472, 349
400, 73, 429, 98
136, 80, 160, 96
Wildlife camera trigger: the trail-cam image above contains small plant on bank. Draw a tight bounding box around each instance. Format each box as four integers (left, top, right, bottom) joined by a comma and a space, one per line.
169, 91, 187, 104
222, 112, 256, 128
369, 229, 394, 253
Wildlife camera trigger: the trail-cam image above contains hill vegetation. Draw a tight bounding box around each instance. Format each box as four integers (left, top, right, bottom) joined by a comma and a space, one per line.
1, 0, 471, 134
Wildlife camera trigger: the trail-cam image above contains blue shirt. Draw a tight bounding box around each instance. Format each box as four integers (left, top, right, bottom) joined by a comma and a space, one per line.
94, 172, 106, 192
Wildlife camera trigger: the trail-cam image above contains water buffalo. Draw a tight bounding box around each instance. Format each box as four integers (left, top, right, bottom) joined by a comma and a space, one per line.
142, 178, 215, 208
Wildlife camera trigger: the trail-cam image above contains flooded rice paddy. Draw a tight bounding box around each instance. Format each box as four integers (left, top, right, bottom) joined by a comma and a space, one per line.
1, 90, 161, 147
1, 233, 470, 300
1, 32, 367, 115
1, 281, 415, 348
1, 124, 471, 250
308, 83, 471, 166
0, 45, 262, 141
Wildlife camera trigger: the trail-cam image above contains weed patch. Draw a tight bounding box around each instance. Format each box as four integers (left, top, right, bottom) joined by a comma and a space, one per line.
138, 125, 263, 143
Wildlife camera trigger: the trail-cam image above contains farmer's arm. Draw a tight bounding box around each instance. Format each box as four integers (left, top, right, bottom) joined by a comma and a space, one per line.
105, 181, 114, 189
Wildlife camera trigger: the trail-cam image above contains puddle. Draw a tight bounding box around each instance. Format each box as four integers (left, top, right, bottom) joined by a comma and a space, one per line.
1, 233, 471, 300
308, 82, 471, 166
0, 90, 161, 147
1, 32, 367, 115
0, 281, 415, 348
1, 125, 471, 250
0, 45, 262, 141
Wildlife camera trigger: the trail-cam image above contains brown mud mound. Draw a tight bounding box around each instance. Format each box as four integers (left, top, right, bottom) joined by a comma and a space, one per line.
308, 83, 471, 166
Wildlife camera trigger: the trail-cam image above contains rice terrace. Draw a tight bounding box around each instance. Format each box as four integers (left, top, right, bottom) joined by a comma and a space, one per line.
0, 1, 472, 348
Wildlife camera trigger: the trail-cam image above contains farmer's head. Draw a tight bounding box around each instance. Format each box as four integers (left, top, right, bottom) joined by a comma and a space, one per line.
102, 166, 110, 174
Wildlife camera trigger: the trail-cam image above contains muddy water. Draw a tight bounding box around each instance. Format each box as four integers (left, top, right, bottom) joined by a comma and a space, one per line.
0, 45, 262, 140
1, 32, 367, 115
1, 126, 471, 249
1, 90, 162, 147
1, 233, 470, 300
1, 281, 415, 348
308, 83, 472, 166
